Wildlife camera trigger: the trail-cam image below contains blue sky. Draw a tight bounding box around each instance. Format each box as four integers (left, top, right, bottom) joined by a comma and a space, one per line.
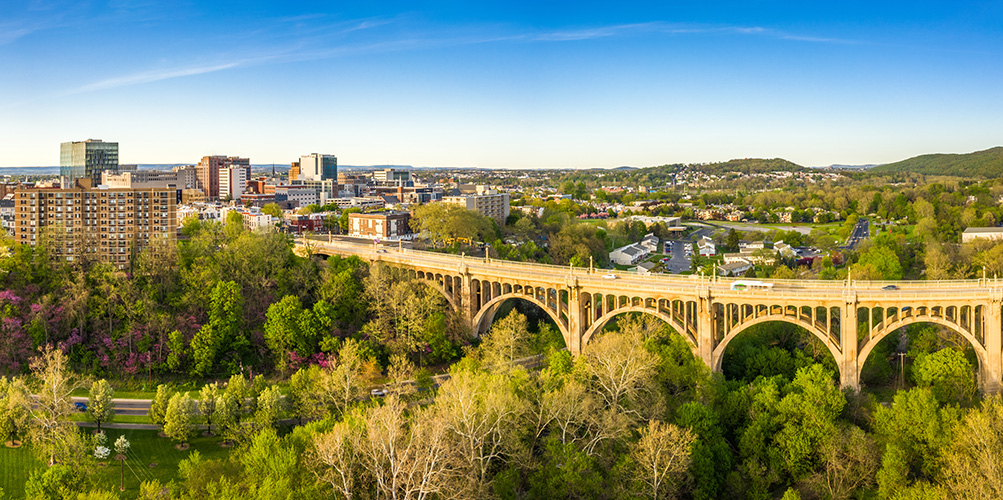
1, 1, 1001, 168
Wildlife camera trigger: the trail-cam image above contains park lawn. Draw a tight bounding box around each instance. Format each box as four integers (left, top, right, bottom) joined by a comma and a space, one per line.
67, 413, 153, 425
70, 388, 158, 400
0, 444, 40, 498
0, 429, 232, 499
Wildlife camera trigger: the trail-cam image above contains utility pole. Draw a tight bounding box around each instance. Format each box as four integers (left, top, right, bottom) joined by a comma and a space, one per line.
896, 351, 907, 389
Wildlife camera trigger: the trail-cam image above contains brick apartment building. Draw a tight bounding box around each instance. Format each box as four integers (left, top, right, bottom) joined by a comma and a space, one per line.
13, 179, 177, 268
348, 210, 412, 240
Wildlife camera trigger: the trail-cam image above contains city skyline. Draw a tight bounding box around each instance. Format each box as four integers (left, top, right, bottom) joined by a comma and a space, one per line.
2, 1, 1001, 169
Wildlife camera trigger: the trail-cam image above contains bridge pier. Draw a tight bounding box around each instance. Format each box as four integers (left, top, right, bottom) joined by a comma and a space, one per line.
566, 282, 585, 355
985, 298, 1002, 393
840, 297, 859, 391
697, 289, 714, 368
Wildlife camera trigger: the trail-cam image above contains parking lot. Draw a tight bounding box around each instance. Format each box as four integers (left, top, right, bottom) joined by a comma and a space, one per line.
662, 240, 693, 274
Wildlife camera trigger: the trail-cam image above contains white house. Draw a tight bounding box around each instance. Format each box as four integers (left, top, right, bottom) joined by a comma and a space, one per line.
697, 236, 716, 257
718, 261, 752, 276
610, 243, 647, 266
640, 233, 660, 253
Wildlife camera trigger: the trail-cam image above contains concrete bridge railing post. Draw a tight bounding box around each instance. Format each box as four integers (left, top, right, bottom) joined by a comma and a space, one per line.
841, 295, 860, 391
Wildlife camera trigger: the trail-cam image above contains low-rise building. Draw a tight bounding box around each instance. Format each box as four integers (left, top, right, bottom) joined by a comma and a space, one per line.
697, 236, 716, 256
718, 261, 752, 276
610, 243, 647, 266
636, 261, 658, 275
348, 210, 413, 240
962, 227, 1003, 243
640, 233, 660, 253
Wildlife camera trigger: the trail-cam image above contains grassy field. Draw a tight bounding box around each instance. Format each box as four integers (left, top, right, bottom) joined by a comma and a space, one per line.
70, 388, 159, 400
0, 429, 232, 498
67, 413, 153, 425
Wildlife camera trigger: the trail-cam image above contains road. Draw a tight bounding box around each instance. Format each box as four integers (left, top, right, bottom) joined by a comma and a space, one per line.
845, 218, 870, 249
71, 397, 150, 417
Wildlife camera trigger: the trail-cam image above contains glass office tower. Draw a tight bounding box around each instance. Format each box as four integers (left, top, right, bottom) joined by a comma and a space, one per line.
60, 139, 119, 183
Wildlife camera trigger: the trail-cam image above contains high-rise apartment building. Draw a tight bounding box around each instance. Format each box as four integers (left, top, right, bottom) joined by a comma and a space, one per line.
442, 187, 510, 224
196, 156, 249, 199
13, 179, 177, 268
60, 139, 119, 184
219, 165, 251, 200
298, 154, 337, 181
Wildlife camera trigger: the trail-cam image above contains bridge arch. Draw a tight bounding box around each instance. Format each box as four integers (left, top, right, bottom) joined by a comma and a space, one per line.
408, 270, 459, 311
857, 315, 989, 383
711, 314, 844, 376
471, 293, 570, 347
581, 306, 698, 357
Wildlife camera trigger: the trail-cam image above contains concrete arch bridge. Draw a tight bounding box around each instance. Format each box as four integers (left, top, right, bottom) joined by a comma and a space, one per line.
300, 239, 1003, 392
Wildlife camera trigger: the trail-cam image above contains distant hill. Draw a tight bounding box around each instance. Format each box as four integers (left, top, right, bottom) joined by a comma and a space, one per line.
870, 147, 1003, 177
697, 158, 805, 175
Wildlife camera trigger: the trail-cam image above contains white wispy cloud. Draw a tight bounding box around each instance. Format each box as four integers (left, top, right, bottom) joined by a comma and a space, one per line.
49, 18, 860, 98
529, 21, 860, 45
65, 60, 251, 95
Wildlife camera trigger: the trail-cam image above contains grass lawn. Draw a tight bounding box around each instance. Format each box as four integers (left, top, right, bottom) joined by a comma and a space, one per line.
70, 388, 159, 400
0, 429, 232, 498
67, 413, 153, 425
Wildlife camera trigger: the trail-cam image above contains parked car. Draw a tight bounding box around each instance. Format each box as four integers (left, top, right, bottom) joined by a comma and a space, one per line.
74, 402, 87, 412
371, 388, 387, 397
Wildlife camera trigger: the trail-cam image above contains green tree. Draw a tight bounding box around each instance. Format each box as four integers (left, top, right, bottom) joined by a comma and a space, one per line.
190, 281, 245, 377
198, 383, 221, 435
411, 203, 495, 246
289, 365, 324, 424
263, 295, 319, 374
164, 392, 197, 446
912, 348, 977, 406
478, 310, 532, 368
941, 395, 1003, 497
0, 376, 31, 446
853, 245, 903, 280
255, 385, 284, 430
874, 388, 959, 496
261, 203, 283, 219
148, 384, 175, 429
87, 379, 115, 431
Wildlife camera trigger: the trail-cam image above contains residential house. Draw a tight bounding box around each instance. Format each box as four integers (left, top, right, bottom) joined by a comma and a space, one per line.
610, 243, 647, 266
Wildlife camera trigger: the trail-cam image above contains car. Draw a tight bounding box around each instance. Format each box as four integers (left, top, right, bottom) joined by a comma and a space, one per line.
371, 388, 387, 397
882, 285, 899, 290
377, 249, 388, 253
601, 273, 618, 280
74, 402, 87, 412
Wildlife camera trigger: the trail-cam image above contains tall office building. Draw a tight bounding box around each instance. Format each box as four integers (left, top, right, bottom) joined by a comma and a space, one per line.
13, 179, 176, 268
219, 165, 251, 200
60, 139, 119, 184
298, 154, 337, 181
289, 161, 300, 182
196, 155, 249, 199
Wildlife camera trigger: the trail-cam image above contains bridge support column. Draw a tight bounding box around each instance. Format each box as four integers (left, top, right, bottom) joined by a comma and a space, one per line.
566, 282, 586, 355
460, 272, 478, 333
984, 297, 1002, 393
697, 290, 714, 368
840, 297, 859, 391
